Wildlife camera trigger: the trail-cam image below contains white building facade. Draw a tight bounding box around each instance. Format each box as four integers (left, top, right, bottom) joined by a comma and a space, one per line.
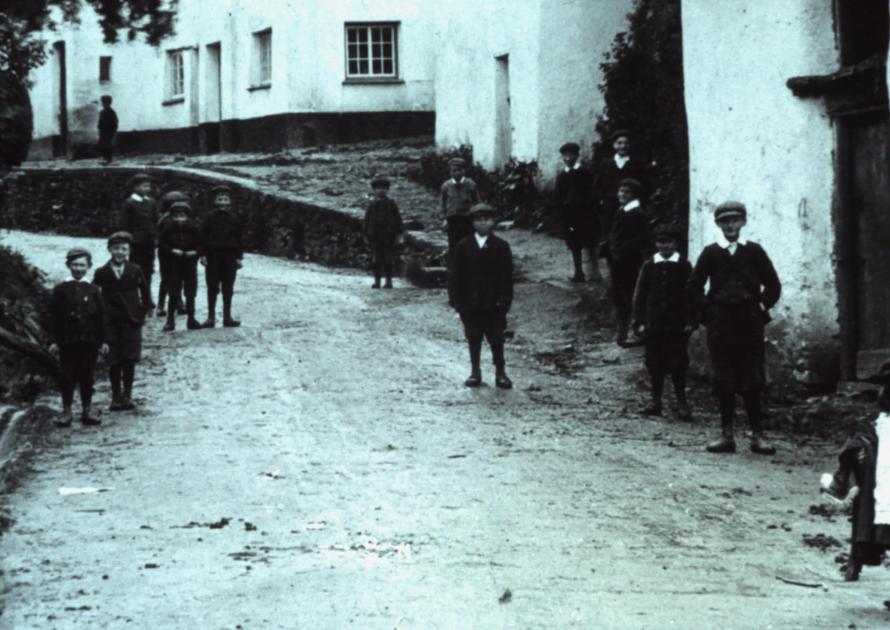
28, 0, 437, 158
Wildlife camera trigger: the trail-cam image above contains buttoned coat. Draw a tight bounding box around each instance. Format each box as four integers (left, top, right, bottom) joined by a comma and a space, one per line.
448, 234, 513, 314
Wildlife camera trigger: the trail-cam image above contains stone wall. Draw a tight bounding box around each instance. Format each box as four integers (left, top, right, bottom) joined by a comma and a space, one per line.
0, 167, 444, 272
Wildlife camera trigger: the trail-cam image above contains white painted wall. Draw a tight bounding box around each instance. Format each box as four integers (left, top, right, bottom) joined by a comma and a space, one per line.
682, 0, 840, 363
26, 0, 436, 144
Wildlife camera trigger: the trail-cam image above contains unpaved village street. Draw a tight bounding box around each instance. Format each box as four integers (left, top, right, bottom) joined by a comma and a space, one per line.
1, 230, 889, 629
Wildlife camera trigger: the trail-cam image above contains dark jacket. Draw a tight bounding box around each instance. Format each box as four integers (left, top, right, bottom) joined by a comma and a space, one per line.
448, 234, 513, 314
49, 280, 106, 346
688, 242, 781, 319
119, 195, 159, 244
160, 219, 201, 256
631, 257, 694, 333
593, 156, 649, 209
555, 166, 596, 222
98, 108, 118, 136
606, 203, 651, 262
200, 209, 244, 257
92, 261, 151, 327
364, 197, 404, 242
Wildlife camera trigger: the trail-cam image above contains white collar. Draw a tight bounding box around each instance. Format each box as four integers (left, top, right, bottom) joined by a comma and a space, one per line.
72, 276, 90, 283
563, 160, 582, 173
130, 193, 144, 202
622, 199, 641, 212
716, 234, 747, 249
653, 252, 680, 264
614, 154, 630, 169
474, 233, 489, 248
449, 177, 465, 185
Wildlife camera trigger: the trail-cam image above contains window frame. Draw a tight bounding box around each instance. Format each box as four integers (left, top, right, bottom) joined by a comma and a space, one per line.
343, 22, 400, 82
99, 55, 112, 82
166, 49, 185, 101
251, 27, 273, 89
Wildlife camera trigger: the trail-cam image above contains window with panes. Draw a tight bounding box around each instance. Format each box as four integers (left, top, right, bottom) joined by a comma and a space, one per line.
167, 50, 185, 98
345, 23, 398, 79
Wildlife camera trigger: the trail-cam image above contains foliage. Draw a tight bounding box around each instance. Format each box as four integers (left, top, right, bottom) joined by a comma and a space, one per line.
410, 145, 548, 230
0, 0, 177, 84
594, 0, 688, 239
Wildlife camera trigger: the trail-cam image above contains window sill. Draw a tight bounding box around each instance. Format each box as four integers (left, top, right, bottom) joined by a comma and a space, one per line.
342, 78, 404, 86
162, 96, 185, 106
247, 82, 272, 92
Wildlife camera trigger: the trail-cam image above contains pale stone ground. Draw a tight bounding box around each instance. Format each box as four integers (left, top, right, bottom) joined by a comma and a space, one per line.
1, 229, 889, 630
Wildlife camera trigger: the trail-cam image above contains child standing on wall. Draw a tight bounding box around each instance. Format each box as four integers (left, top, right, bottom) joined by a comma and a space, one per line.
363, 177, 404, 289
49, 248, 108, 427
440, 157, 479, 264
631, 223, 694, 419
93, 232, 152, 411
688, 201, 781, 455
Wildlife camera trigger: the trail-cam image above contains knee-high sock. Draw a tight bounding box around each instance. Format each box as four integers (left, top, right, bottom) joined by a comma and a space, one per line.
742, 391, 762, 433
110, 365, 122, 399
718, 392, 735, 435
122, 362, 135, 393
671, 370, 687, 403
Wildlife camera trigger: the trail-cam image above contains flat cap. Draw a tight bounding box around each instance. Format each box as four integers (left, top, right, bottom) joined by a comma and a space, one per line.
127, 173, 153, 188
448, 157, 467, 167
610, 128, 632, 142
160, 190, 189, 213
653, 222, 682, 240
469, 202, 496, 218
559, 142, 580, 154
618, 178, 642, 193
210, 184, 234, 198
714, 201, 747, 220
66, 247, 92, 262
107, 231, 134, 246
370, 177, 390, 189
169, 200, 191, 213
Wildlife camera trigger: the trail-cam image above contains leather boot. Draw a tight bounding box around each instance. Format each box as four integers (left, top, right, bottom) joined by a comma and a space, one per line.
706, 433, 736, 453
750, 433, 776, 455
465, 369, 482, 387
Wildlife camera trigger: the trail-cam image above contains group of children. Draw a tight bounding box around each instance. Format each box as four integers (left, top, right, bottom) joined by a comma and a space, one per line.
47, 175, 245, 426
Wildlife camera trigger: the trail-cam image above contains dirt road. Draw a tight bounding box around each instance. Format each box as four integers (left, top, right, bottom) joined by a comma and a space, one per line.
1, 230, 888, 629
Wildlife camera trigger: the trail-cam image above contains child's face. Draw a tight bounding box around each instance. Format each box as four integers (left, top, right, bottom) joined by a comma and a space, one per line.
613, 136, 631, 156
449, 165, 465, 180
109, 243, 130, 264
655, 237, 677, 258
473, 215, 495, 236
716, 216, 746, 242
372, 186, 388, 198
67, 256, 91, 280
214, 193, 232, 210
136, 181, 153, 197
617, 185, 636, 206
561, 152, 579, 167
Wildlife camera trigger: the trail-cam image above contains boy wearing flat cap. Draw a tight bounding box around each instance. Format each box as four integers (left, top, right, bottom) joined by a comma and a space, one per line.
364, 177, 404, 289
604, 177, 652, 346
159, 201, 202, 331
689, 201, 781, 455
93, 231, 152, 411
49, 248, 108, 427
448, 203, 514, 389
555, 142, 598, 282
119, 173, 159, 306
156, 190, 190, 318
440, 157, 479, 264
632, 223, 694, 419
200, 184, 244, 328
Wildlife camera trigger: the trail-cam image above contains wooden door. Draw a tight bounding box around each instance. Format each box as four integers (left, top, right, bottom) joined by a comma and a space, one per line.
850, 111, 890, 378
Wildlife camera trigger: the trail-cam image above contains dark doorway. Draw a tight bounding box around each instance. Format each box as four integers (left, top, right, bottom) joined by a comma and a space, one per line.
203, 42, 222, 154
52, 41, 68, 157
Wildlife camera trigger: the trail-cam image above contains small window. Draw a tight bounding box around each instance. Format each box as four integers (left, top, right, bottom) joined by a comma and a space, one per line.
166, 49, 185, 99
345, 23, 398, 79
99, 56, 112, 82
252, 28, 272, 86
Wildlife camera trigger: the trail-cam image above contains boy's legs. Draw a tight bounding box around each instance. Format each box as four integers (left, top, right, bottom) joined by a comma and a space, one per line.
643, 337, 663, 414
220, 253, 240, 326
371, 241, 383, 288
77, 345, 100, 424
744, 391, 775, 454
383, 242, 395, 288
460, 311, 484, 385
121, 361, 136, 409
671, 368, 691, 419
570, 246, 585, 282
482, 311, 511, 388
157, 251, 169, 315
131, 244, 155, 303
184, 260, 200, 327
204, 253, 221, 326
57, 345, 77, 425
164, 260, 184, 330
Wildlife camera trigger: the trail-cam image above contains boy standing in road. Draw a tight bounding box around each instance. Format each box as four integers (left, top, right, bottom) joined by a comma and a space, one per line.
440, 158, 479, 263
156, 189, 190, 318
688, 201, 781, 455
200, 185, 244, 328
631, 223, 693, 419
364, 177, 404, 289
555, 142, 597, 282
97, 95, 118, 164
604, 178, 651, 346
49, 248, 108, 427
119, 174, 158, 306
93, 232, 152, 411
448, 203, 513, 389
159, 201, 202, 332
